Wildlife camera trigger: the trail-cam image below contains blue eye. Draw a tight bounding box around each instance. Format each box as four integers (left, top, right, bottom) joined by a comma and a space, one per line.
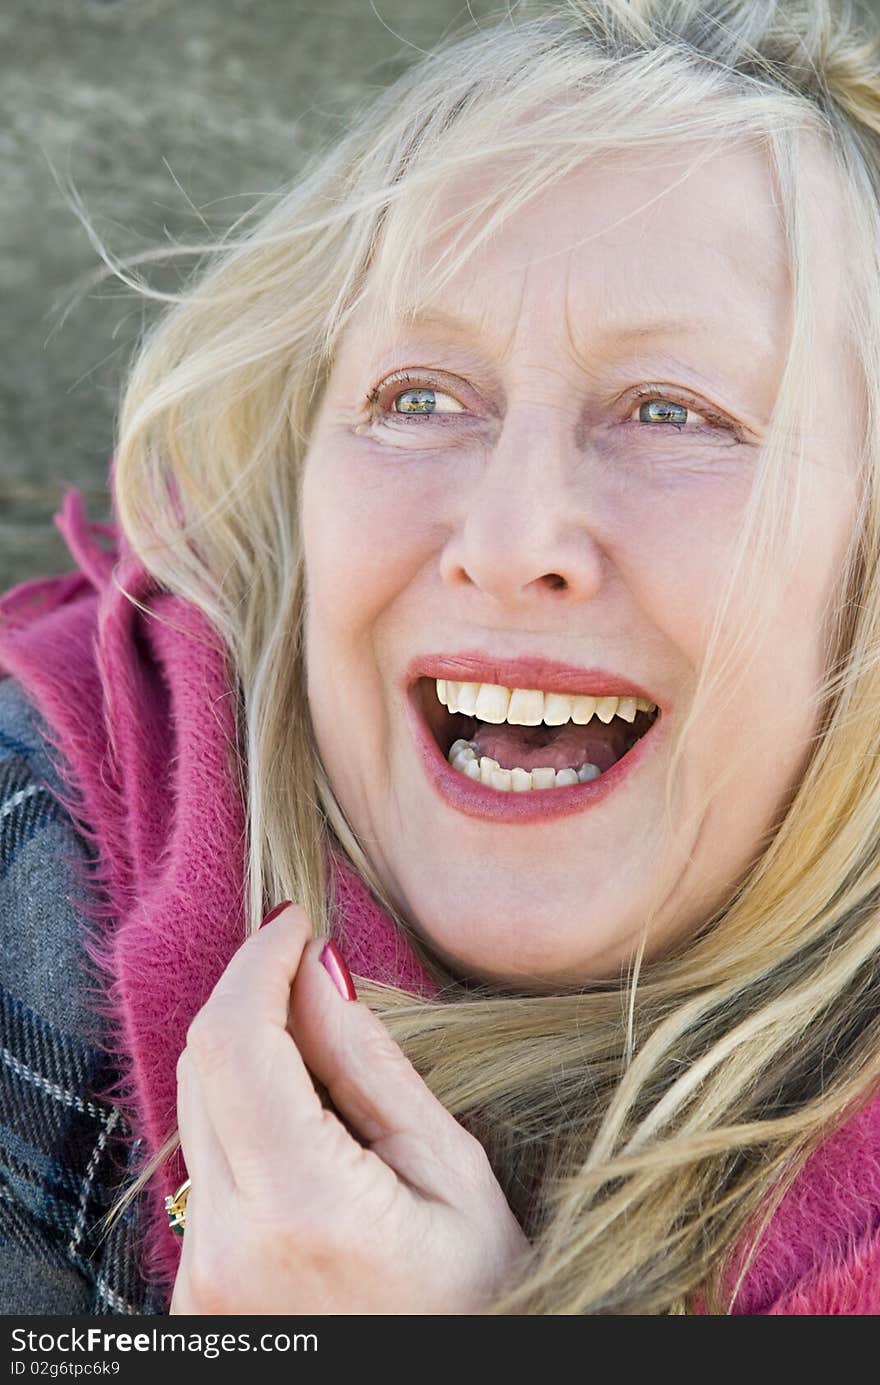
638, 399, 689, 426
395, 387, 439, 414
392, 386, 464, 415
630, 391, 741, 438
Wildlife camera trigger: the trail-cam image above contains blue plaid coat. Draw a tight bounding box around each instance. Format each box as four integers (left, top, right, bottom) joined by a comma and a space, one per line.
0, 675, 166, 1315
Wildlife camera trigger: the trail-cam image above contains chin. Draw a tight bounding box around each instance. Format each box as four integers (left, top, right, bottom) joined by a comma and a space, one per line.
409, 908, 630, 991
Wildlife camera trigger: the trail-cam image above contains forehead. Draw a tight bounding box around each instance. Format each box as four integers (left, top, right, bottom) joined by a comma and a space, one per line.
350, 136, 851, 385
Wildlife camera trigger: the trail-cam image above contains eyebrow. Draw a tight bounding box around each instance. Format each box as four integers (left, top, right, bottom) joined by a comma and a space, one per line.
395, 305, 761, 351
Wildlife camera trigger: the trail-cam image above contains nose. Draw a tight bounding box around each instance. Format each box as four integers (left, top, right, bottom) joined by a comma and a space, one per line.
438, 410, 605, 607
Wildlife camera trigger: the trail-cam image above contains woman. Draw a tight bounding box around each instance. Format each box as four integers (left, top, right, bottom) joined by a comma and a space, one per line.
2, 0, 880, 1315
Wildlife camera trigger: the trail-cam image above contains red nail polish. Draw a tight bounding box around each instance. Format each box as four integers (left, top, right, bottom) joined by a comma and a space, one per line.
261, 900, 293, 928
320, 940, 358, 1000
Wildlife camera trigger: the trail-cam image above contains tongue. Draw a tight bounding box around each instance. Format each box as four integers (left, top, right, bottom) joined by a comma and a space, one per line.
470, 719, 632, 774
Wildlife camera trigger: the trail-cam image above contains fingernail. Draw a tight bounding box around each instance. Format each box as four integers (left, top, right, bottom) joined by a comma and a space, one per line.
261, 900, 293, 928
320, 940, 358, 1000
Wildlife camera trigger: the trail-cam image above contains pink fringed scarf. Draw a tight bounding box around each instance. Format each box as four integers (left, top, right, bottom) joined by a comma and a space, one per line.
1, 478, 879, 1315
0, 480, 437, 1308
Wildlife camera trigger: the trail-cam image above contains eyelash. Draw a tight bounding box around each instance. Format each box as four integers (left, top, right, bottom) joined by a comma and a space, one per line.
363, 372, 743, 439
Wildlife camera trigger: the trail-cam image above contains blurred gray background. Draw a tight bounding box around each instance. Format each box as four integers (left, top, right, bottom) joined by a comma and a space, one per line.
0, 0, 481, 590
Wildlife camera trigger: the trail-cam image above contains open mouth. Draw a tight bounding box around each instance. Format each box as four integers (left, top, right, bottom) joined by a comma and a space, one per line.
414, 677, 661, 792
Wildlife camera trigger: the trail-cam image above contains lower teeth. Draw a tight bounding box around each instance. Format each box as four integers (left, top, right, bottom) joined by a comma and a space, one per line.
446, 739, 603, 791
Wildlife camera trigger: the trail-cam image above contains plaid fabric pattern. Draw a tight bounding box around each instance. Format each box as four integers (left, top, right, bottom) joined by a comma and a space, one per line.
0, 677, 166, 1315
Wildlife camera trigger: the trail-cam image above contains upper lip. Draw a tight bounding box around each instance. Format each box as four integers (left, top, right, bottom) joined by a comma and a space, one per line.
403, 650, 663, 707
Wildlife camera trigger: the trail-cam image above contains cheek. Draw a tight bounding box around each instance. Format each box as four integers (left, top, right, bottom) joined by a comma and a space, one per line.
604, 464, 756, 661
300, 437, 446, 811
301, 440, 437, 629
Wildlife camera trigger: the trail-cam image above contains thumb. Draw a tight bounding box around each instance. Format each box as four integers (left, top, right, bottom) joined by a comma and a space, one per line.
288, 938, 487, 1205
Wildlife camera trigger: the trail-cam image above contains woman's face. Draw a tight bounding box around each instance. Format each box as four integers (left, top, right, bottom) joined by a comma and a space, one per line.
301, 139, 859, 988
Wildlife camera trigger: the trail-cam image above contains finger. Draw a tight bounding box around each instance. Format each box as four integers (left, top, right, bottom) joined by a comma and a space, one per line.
182, 903, 339, 1186
175, 1044, 236, 1195
289, 938, 490, 1206
171, 1055, 238, 1316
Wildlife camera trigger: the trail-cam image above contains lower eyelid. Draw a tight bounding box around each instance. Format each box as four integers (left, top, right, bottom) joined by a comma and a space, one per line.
384, 410, 467, 424
626, 405, 735, 433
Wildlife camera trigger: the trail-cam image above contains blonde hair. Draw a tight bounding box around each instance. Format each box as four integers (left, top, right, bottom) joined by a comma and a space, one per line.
94, 0, 880, 1313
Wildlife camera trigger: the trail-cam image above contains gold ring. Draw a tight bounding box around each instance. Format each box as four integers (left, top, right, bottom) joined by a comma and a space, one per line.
165, 1177, 191, 1236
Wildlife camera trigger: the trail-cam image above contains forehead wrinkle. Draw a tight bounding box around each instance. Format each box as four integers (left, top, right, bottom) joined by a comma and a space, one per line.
386, 223, 780, 357
386, 302, 773, 376
369, 219, 781, 385
393, 287, 522, 362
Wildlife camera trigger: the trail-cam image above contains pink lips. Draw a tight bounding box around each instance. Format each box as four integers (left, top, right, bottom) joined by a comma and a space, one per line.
402, 650, 663, 706
403, 651, 666, 825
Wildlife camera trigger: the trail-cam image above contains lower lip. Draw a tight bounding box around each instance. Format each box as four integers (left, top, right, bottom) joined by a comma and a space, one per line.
405, 691, 667, 824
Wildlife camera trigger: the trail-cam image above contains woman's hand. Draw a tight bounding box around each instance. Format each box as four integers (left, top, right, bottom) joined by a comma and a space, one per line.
169, 903, 529, 1315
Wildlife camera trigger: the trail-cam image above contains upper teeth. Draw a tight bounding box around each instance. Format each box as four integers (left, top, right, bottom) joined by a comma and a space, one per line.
436, 680, 656, 726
